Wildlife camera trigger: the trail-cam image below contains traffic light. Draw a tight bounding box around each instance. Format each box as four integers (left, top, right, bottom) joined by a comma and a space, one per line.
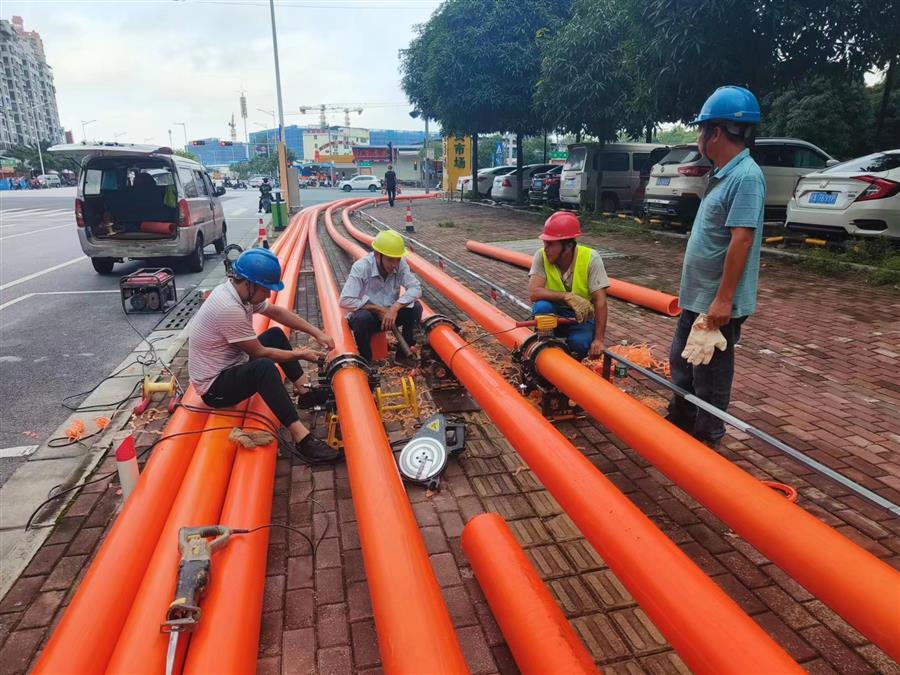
219, 141, 233, 147
191, 140, 206, 146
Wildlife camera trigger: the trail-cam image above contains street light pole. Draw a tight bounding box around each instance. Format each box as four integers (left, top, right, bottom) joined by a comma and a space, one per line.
24, 103, 45, 175
424, 117, 430, 194
173, 122, 187, 149
268, 0, 292, 210
168, 129, 174, 148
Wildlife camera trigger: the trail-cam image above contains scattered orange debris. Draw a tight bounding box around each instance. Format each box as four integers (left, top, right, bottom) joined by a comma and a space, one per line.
95, 416, 111, 429
65, 419, 86, 441
603, 344, 671, 378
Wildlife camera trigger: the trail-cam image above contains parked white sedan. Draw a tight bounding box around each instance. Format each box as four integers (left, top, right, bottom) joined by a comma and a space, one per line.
339, 175, 382, 192
491, 164, 556, 201
785, 150, 900, 240
456, 166, 515, 196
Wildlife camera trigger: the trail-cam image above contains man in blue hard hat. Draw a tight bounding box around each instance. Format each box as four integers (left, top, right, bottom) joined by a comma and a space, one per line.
666, 85, 766, 448
188, 248, 341, 464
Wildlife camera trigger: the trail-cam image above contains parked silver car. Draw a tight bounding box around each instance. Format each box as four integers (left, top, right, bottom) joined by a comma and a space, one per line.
491, 164, 556, 202
49, 143, 227, 274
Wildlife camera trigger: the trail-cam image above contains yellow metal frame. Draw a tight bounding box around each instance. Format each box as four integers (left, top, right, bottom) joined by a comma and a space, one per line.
374, 375, 419, 417
326, 413, 343, 449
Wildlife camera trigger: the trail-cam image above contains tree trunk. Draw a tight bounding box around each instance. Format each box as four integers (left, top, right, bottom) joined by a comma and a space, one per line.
875, 56, 896, 146
645, 123, 653, 143
516, 130, 525, 205
543, 131, 548, 163
575, 130, 582, 143
470, 133, 478, 200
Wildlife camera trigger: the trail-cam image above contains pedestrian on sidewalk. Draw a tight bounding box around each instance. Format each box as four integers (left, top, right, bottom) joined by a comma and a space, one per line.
384, 164, 397, 206
666, 85, 766, 448
188, 248, 341, 464
339, 229, 422, 366
528, 211, 609, 359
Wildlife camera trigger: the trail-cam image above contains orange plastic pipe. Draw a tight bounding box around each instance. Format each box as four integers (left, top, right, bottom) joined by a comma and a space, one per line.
462, 514, 599, 675
309, 202, 468, 674
105, 403, 248, 672
341, 202, 900, 660
32, 389, 209, 675
465, 238, 681, 316
328, 205, 799, 673
183, 209, 311, 673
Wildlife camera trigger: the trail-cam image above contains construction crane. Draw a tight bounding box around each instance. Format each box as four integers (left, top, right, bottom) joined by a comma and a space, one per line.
298, 104, 364, 128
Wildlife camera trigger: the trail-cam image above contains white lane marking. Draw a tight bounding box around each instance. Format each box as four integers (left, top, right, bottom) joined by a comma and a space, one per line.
0, 224, 69, 241
0, 288, 156, 311
0, 256, 85, 291
0, 445, 38, 459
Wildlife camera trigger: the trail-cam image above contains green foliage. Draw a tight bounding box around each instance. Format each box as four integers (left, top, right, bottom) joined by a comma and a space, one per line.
653, 125, 696, 145
437, 220, 456, 228
761, 77, 874, 159
230, 148, 297, 179
868, 78, 900, 150
7, 142, 74, 174
174, 149, 199, 162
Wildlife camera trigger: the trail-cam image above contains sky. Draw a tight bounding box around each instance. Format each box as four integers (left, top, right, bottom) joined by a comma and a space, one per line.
7, 0, 441, 147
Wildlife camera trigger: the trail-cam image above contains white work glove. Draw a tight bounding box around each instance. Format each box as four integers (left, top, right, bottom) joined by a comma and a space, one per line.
681, 313, 727, 366
563, 292, 594, 323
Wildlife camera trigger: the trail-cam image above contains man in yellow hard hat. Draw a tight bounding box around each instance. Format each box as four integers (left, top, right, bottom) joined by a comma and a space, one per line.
340, 229, 422, 364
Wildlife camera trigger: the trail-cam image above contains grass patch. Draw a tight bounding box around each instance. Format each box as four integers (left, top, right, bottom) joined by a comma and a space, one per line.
793, 239, 900, 286
437, 220, 456, 228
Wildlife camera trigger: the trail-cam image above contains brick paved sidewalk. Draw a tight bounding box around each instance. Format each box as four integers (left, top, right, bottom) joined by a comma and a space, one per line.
1, 202, 898, 674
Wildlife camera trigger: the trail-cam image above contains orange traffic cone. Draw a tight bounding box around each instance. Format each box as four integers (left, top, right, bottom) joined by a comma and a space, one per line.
405, 200, 414, 233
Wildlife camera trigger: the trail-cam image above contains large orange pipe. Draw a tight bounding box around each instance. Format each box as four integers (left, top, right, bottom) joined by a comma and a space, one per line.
183, 209, 312, 673
462, 514, 599, 674
309, 201, 468, 674
465, 239, 681, 316
31, 389, 209, 674
341, 205, 900, 660
327, 205, 799, 673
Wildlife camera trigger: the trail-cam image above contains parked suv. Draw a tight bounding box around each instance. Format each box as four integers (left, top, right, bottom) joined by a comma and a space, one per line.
529, 165, 563, 206
644, 145, 710, 222
786, 150, 900, 240
339, 175, 381, 192
49, 143, 227, 274
644, 138, 837, 225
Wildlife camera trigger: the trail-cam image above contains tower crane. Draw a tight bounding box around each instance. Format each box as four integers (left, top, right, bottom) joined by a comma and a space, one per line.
298, 104, 364, 128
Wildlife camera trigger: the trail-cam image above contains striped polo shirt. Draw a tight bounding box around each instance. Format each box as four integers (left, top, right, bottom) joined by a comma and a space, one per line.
187, 281, 267, 394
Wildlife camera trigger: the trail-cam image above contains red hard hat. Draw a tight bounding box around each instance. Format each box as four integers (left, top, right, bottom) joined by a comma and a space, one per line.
540, 211, 582, 241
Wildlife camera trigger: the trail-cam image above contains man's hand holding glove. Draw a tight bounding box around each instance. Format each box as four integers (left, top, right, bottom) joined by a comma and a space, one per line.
563, 293, 594, 323
681, 313, 727, 366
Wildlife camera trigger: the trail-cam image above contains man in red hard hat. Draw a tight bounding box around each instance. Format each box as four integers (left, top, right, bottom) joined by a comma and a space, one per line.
528, 211, 609, 359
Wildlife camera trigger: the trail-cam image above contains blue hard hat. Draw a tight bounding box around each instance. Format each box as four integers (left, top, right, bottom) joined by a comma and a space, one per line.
233, 248, 284, 291
691, 86, 761, 125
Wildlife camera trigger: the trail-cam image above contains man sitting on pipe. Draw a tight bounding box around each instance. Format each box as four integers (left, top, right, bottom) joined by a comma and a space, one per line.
528, 211, 609, 359
339, 229, 423, 366
188, 248, 342, 464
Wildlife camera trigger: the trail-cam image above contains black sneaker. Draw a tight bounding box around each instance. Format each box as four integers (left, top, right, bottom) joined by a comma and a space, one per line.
297, 387, 329, 409
294, 434, 343, 465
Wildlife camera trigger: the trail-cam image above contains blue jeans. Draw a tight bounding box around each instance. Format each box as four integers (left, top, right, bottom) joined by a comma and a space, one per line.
667, 309, 746, 443
531, 300, 594, 358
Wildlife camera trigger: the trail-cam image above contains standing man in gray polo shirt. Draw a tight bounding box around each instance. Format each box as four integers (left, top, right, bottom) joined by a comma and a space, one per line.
667, 86, 766, 447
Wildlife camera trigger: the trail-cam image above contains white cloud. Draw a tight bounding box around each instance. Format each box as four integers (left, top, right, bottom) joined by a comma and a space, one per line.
7, 0, 438, 145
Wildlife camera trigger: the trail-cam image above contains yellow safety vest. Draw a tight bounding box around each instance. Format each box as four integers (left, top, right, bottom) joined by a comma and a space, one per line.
542, 245, 592, 301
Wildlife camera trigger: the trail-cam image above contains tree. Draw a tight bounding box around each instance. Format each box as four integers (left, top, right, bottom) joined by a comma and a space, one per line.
7, 141, 73, 175
653, 125, 696, 146
402, 0, 572, 202
762, 77, 874, 159
230, 148, 296, 179
868, 79, 900, 151
174, 149, 199, 162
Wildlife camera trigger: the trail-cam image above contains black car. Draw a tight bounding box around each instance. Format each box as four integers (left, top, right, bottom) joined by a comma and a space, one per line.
528, 165, 563, 206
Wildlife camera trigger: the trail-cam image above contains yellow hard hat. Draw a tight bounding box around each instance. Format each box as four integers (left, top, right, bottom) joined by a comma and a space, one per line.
372, 230, 407, 258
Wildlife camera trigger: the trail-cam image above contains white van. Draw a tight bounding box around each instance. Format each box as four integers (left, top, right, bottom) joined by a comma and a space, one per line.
559, 142, 666, 212
49, 143, 227, 274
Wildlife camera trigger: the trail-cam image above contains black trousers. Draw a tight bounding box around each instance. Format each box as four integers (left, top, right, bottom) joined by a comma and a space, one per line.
348, 302, 422, 361
667, 309, 747, 442
386, 187, 396, 206
201, 327, 301, 427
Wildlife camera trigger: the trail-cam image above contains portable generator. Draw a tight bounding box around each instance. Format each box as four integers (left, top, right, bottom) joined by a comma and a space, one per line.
120, 267, 177, 313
